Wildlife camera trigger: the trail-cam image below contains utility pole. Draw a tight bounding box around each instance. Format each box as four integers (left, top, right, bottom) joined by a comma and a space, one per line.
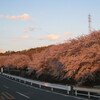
88, 14, 92, 33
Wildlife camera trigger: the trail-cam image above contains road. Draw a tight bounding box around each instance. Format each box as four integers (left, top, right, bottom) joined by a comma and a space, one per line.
0, 75, 85, 100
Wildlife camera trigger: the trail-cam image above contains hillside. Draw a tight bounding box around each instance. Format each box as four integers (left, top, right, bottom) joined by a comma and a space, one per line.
0, 31, 100, 86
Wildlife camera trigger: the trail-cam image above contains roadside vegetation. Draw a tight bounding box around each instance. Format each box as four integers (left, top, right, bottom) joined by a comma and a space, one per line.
0, 31, 100, 86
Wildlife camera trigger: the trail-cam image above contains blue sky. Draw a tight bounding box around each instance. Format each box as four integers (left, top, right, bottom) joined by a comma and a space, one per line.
0, 0, 100, 52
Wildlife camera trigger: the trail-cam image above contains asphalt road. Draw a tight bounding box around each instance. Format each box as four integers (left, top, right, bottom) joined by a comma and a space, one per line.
0, 75, 85, 100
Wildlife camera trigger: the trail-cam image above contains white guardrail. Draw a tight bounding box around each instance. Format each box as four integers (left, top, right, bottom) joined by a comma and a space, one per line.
0, 72, 100, 99
0, 72, 71, 94
73, 86, 100, 99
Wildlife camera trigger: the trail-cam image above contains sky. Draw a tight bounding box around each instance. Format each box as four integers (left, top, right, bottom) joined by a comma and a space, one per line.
0, 0, 100, 52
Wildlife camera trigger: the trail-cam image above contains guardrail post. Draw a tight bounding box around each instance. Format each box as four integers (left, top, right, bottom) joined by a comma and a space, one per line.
67, 90, 69, 94
39, 85, 41, 88
75, 90, 77, 96
70, 85, 74, 95
51, 87, 53, 91
31, 83, 32, 85
88, 92, 90, 99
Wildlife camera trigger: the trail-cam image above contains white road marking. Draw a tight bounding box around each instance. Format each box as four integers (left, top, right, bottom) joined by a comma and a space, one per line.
16, 91, 30, 99
3, 85, 9, 89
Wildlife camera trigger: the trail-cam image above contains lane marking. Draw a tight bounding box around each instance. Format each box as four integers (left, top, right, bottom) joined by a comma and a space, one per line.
1, 92, 15, 99
16, 91, 30, 99
0, 75, 88, 100
3, 85, 9, 89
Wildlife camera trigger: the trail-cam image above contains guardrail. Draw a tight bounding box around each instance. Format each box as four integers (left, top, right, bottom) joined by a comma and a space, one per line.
73, 86, 100, 99
0, 72, 100, 99
0, 72, 71, 94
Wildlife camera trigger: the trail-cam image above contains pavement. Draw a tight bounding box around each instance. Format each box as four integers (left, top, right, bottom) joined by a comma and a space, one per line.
0, 75, 86, 100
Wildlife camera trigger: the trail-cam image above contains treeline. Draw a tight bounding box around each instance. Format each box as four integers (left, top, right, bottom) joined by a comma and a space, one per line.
0, 31, 100, 86
0, 45, 52, 58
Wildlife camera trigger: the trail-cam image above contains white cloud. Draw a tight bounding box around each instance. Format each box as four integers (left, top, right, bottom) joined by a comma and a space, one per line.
0, 15, 4, 18
22, 35, 31, 39
38, 34, 61, 40
12, 34, 31, 42
21, 14, 30, 20
28, 26, 35, 31
21, 30, 28, 33
21, 26, 36, 33
12, 38, 21, 42
38, 32, 72, 41
47, 34, 61, 40
64, 32, 72, 36
0, 13, 36, 21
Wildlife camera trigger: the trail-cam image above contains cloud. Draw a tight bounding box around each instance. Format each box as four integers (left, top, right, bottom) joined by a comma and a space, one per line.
0, 15, 4, 18
64, 32, 72, 36
47, 34, 61, 40
28, 26, 36, 31
12, 38, 21, 42
21, 26, 36, 33
12, 34, 31, 42
38, 32, 73, 41
0, 13, 36, 21
38, 34, 61, 40
22, 35, 31, 39
20, 13, 30, 20
21, 30, 28, 33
